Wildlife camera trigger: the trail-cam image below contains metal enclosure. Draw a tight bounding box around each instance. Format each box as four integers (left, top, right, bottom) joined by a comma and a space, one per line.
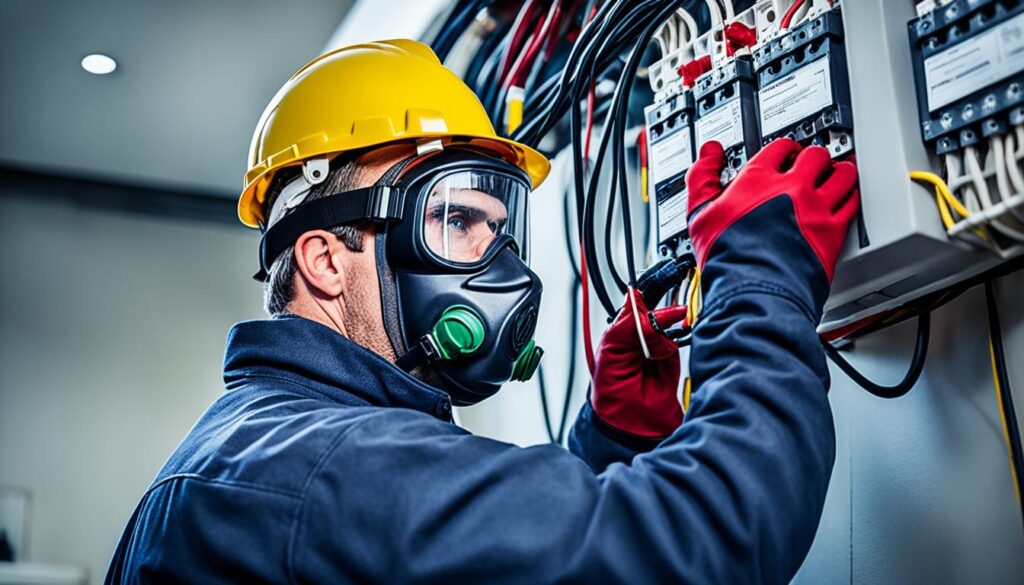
823, 0, 1022, 332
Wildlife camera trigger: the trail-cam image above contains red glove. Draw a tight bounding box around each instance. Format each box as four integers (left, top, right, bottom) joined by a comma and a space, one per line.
686, 139, 859, 282
591, 289, 689, 439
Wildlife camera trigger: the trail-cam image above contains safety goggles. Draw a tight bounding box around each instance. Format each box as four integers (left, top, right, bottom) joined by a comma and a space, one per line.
418, 169, 529, 267
256, 150, 532, 278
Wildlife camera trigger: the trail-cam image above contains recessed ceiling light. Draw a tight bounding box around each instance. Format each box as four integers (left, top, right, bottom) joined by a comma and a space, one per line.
81, 53, 117, 75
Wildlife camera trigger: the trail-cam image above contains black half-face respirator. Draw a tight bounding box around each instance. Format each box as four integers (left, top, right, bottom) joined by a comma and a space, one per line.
256, 148, 544, 406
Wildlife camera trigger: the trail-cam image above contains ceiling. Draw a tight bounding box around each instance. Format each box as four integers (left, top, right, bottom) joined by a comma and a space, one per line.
0, 0, 355, 197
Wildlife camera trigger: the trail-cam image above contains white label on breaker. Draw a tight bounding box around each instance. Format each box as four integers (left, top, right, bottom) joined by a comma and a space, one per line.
658, 190, 688, 239
924, 11, 1024, 112
758, 57, 834, 136
650, 128, 694, 185
696, 99, 745, 149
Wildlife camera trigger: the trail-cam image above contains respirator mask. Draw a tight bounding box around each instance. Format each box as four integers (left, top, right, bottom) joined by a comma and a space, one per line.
257, 148, 544, 406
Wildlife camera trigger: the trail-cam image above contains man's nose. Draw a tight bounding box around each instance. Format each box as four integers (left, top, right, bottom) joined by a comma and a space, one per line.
474, 231, 497, 259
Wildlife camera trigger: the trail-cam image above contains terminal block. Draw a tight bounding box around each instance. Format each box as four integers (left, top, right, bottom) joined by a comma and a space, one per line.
909, 0, 1024, 154
754, 8, 854, 158
692, 56, 762, 182
645, 92, 695, 252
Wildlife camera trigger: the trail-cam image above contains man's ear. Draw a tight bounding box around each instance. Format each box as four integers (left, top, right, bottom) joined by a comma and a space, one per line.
293, 230, 346, 299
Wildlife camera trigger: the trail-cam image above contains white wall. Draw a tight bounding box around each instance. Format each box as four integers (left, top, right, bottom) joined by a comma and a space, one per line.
0, 194, 262, 582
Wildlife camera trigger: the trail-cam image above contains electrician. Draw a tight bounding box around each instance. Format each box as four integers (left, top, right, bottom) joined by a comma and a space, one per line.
106, 40, 859, 584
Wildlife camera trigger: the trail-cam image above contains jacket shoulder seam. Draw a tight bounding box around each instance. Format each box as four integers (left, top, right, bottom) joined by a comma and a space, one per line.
147, 473, 304, 499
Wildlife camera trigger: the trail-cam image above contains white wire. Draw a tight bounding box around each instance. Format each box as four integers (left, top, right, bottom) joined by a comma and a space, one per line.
1007, 130, 1024, 196
966, 145, 1024, 242
789, 0, 814, 29
993, 135, 1024, 224
627, 287, 652, 360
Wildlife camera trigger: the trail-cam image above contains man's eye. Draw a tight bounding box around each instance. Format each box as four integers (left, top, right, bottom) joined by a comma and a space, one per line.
448, 215, 467, 233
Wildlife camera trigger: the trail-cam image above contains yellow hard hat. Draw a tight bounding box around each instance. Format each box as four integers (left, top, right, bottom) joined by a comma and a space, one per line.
238, 39, 551, 228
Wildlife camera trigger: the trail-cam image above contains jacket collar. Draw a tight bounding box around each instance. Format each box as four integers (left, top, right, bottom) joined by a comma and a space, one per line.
222, 314, 452, 420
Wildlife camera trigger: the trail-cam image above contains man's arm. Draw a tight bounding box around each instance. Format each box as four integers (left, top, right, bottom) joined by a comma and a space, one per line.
291, 140, 856, 584
293, 290, 832, 584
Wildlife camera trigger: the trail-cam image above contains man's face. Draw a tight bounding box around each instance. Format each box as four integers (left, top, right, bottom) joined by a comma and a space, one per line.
423, 186, 508, 264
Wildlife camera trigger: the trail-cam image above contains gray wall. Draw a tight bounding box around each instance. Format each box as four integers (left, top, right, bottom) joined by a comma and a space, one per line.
0, 194, 262, 582
795, 271, 1024, 585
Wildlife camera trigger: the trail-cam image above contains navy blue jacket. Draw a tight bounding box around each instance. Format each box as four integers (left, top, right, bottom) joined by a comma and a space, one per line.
106, 200, 835, 584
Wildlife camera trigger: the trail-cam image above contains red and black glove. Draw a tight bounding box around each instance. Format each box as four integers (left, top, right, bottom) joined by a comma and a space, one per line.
685, 139, 859, 314
590, 289, 689, 440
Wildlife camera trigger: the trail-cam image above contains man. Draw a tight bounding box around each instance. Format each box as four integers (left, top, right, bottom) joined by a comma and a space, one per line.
107, 40, 859, 584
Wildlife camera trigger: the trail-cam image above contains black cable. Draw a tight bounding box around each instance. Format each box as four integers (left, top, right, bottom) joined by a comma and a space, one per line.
984, 280, 1024, 530
603, 179, 628, 293
823, 313, 931, 399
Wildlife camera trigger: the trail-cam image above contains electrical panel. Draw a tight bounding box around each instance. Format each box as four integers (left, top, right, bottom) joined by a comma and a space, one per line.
641, 0, 1024, 336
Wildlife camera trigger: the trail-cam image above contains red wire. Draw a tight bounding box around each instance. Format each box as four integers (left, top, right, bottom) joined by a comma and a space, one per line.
637, 125, 648, 168
780, 0, 806, 29
498, 0, 539, 84
510, 0, 563, 88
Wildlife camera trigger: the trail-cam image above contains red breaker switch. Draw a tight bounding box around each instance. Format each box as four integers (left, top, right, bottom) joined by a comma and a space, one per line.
724, 21, 757, 57
678, 55, 712, 88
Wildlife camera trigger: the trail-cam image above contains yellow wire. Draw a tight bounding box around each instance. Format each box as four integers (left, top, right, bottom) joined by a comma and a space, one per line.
934, 187, 955, 230
682, 376, 692, 413
910, 171, 970, 218
989, 339, 1022, 505
687, 267, 701, 326
640, 167, 650, 204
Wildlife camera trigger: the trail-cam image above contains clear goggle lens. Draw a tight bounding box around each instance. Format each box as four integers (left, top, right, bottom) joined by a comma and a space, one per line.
422, 170, 528, 265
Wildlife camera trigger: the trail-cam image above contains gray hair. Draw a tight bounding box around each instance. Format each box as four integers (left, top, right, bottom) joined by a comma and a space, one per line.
262, 158, 367, 315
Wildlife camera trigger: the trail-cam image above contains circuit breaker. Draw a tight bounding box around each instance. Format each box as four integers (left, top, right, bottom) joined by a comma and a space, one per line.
645, 93, 695, 252
693, 57, 763, 181
909, 0, 1024, 155
754, 8, 854, 158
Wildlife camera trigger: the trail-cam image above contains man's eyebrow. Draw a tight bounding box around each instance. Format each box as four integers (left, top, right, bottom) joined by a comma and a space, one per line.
427, 202, 504, 219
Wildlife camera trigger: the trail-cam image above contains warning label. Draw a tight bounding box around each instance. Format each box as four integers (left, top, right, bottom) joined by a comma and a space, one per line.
696, 99, 745, 150
759, 57, 834, 136
650, 127, 694, 185
657, 189, 688, 240
924, 11, 1024, 112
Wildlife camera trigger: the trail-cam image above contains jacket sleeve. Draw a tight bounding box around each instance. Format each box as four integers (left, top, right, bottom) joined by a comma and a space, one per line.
567, 399, 662, 473
291, 203, 835, 584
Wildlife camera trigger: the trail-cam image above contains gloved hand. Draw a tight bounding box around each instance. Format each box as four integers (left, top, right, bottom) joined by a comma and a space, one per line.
683, 138, 859, 324
590, 289, 689, 439
686, 139, 859, 283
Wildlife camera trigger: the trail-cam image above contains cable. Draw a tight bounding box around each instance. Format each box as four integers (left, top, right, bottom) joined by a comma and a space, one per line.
985, 280, 1024, 531
966, 145, 1024, 242
994, 134, 1024, 225
823, 313, 931, 399
780, 0, 807, 29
